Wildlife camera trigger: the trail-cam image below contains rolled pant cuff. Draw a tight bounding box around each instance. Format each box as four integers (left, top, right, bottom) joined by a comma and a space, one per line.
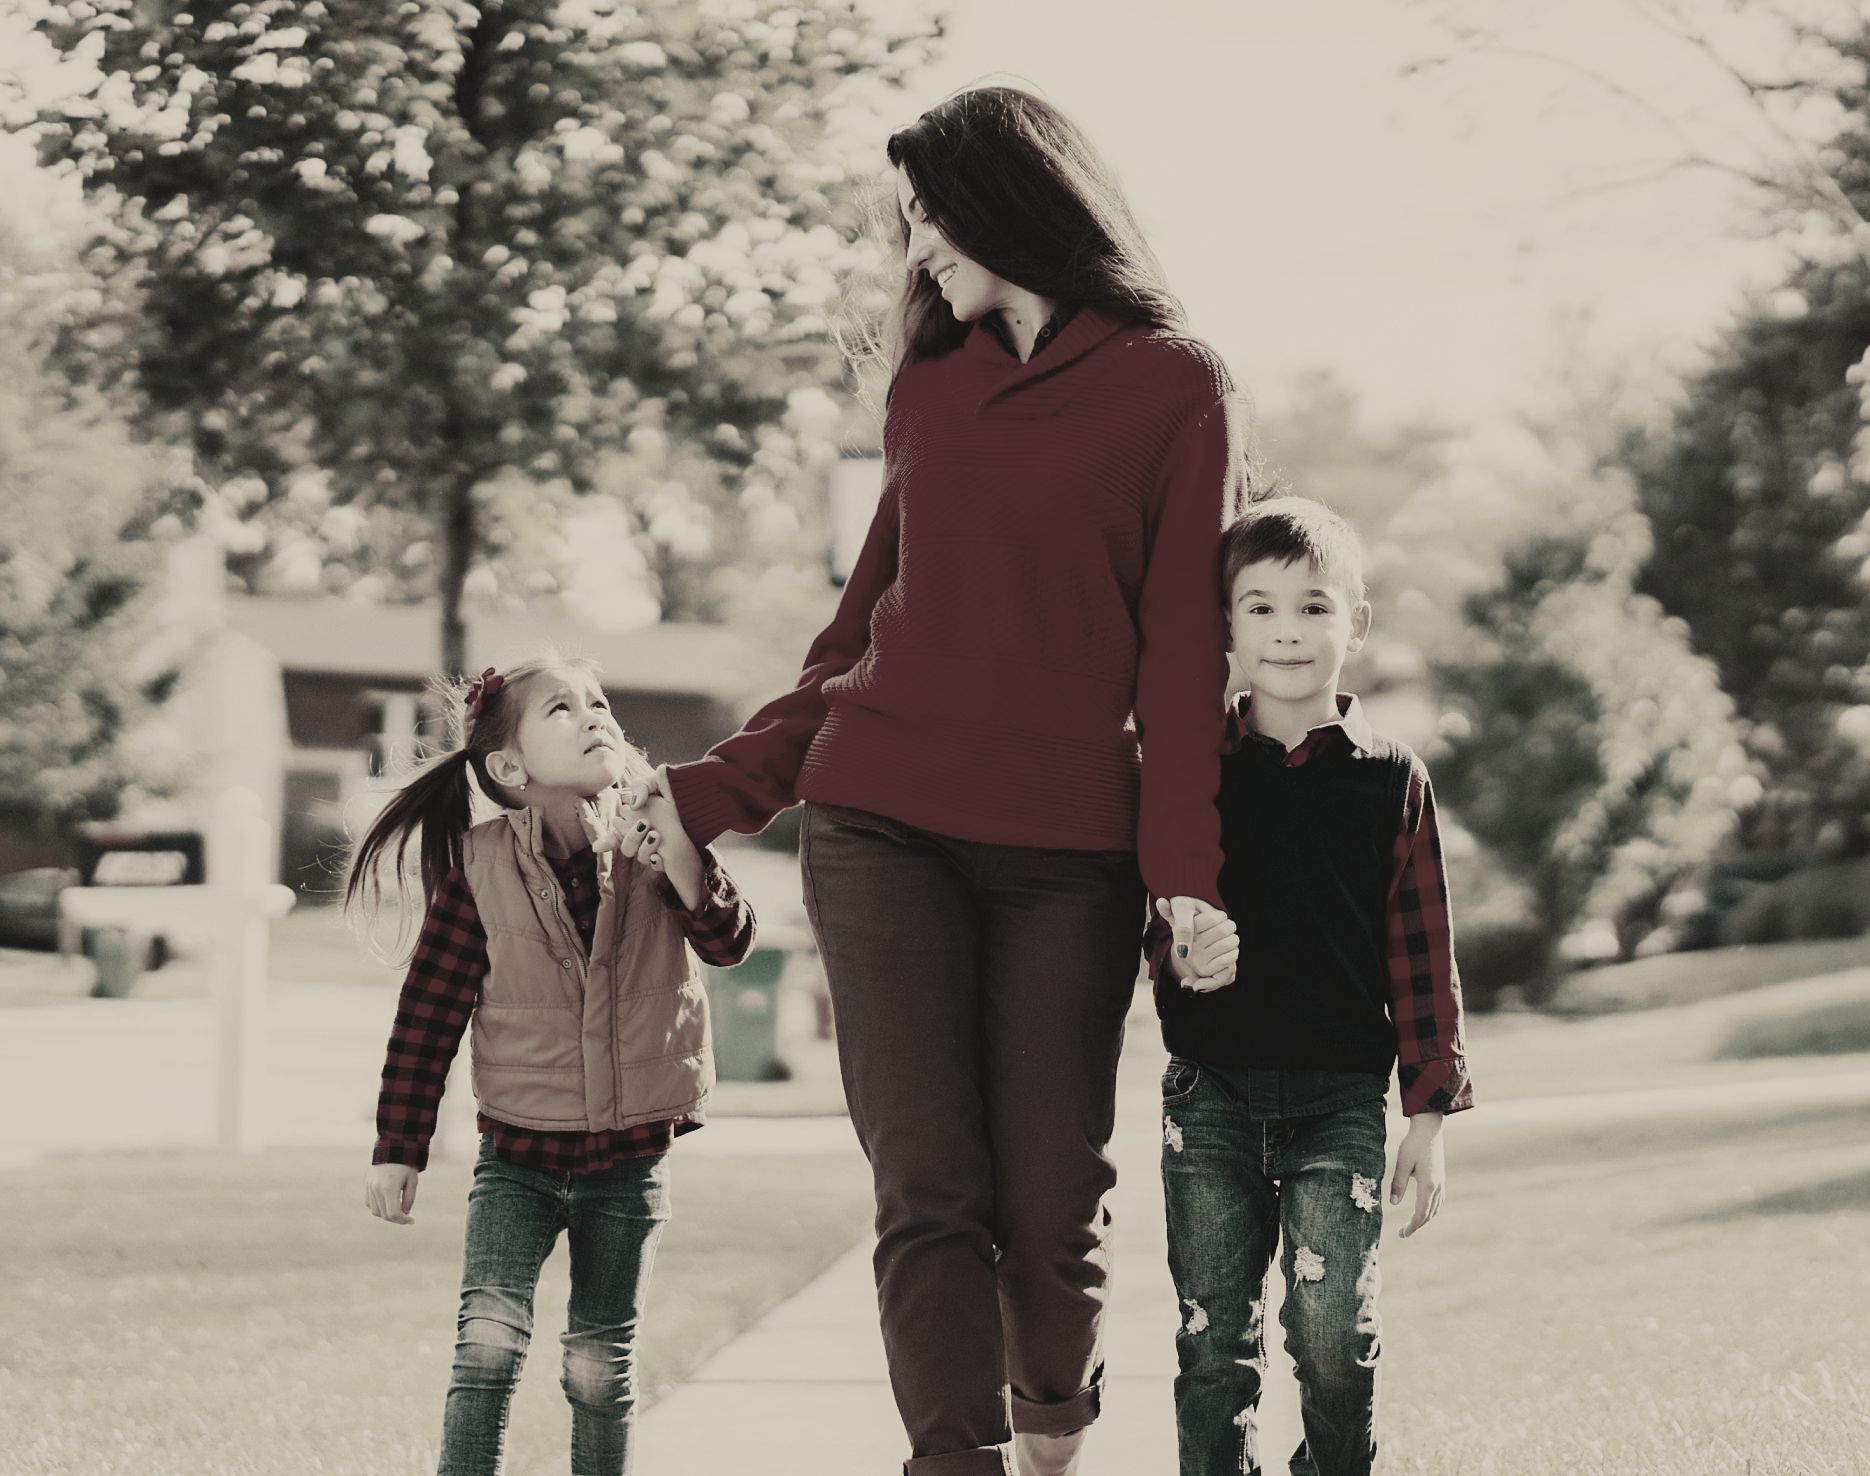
1011, 1379, 1101, 1437
903, 1446, 1015, 1475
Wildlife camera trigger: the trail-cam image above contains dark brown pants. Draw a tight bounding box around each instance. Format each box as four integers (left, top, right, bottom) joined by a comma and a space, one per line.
799, 802, 1147, 1476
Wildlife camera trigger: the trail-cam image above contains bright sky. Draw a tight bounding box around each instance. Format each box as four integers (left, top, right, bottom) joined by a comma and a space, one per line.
891, 0, 1803, 427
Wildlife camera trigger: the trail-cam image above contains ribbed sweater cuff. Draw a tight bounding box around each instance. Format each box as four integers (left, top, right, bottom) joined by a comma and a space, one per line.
664, 761, 737, 849
1150, 864, 1223, 911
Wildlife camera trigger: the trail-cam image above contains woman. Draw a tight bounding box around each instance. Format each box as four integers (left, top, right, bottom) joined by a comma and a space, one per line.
641, 85, 1246, 1476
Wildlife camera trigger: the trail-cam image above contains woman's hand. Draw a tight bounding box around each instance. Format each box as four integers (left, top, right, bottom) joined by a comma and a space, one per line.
630, 763, 673, 814
1157, 897, 1238, 992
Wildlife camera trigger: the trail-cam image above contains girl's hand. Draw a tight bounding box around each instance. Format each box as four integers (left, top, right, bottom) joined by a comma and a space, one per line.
366, 1163, 419, 1225
634, 789, 704, 907
1156, 897, 1238, 992
1390, 1112, 1446, 1239
579, 781, 661, 853
578, 787, 635, 854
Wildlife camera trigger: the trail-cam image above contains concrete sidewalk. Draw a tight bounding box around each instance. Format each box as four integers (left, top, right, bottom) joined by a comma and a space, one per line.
636, 993, 1310, 1475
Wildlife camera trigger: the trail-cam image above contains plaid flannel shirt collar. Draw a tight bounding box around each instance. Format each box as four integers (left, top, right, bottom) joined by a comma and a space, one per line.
1224, 690, 1376, 759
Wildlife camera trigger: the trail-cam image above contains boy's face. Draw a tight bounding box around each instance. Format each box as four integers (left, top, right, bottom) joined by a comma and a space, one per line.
1228, 557, 1372, 704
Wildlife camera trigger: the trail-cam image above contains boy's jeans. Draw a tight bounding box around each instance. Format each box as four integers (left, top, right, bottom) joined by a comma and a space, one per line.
1160, 1058, 1387, 1476
438, 1136, 671, 1476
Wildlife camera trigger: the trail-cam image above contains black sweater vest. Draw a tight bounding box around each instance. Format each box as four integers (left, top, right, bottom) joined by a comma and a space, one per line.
1158, 730, 1416, 1075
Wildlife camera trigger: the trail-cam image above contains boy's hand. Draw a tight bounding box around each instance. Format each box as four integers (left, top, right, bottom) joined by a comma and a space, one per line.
1156, 897, 1238, 992
365, 1163, 419, 1225
1389, 1111, 1445, 1239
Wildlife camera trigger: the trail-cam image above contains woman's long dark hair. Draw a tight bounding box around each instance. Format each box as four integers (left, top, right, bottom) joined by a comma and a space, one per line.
871, 86, 1186, 370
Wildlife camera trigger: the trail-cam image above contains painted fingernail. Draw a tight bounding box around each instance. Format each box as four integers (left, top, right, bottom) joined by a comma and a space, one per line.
1176, 945, 1188, 958
635, 821, 647, 833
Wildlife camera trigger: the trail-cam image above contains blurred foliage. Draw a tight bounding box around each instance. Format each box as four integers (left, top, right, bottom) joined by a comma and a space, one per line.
1716, 855, 1870, 947
20, 0, 936, 669
1415, 0, 1870, 865
1426, 382, 1756, 976
0, 204, 185, 833
1625, 250, 1870, 859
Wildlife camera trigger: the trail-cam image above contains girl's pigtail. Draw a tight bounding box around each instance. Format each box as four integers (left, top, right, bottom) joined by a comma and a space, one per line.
343, 746, 478, 923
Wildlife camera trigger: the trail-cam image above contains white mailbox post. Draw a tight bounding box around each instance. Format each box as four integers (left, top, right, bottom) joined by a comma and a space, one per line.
59, 788, 296, 1150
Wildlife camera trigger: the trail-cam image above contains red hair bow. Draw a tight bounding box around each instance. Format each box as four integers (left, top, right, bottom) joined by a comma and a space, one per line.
464, 667, 503, 720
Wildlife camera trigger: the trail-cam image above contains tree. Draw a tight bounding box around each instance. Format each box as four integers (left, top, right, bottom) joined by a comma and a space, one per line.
1409, 1, 1870, 857
1421, 372, 1757, 980
22, 0, 933, 672
1435, 530, 1753, 970
0, 186, 183, 834
1626, 257, 1870, 852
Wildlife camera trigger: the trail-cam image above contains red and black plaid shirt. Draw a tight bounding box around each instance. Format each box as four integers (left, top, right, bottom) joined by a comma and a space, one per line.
1145, 694, 1473, 1116
374, 846, 755, 1174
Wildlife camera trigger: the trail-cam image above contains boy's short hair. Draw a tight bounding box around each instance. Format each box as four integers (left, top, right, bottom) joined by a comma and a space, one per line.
1221, 496, 1367, 605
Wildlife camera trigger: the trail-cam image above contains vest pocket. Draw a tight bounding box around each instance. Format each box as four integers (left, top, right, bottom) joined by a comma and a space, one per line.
473, 1004, 584, 1070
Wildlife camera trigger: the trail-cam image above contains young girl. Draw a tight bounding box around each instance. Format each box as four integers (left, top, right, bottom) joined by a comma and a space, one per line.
351, 657, 754, 1476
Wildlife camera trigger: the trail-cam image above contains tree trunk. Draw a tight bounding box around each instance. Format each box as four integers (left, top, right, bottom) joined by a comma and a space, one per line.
437, 471, 475, 677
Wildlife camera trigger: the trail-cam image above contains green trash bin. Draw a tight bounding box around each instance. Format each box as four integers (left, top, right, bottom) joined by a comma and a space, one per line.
705, 947, 790, 1083
89, 926, 150, 999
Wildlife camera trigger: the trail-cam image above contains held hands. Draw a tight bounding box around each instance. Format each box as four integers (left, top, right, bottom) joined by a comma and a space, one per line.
365, 1163, 419, 1225
578, 781, 698, 882
1157, 896, 1238, 992
1389, 1112, 1446, 1239
625, 764, 704, 908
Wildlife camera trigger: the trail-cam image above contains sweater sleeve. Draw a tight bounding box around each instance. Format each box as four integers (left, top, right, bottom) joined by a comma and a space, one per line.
1133, 391, 1243, 908
666, 482, 901, 846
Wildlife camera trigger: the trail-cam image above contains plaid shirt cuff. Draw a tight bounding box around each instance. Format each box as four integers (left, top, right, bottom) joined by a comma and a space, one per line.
656, 847, 756, 968
372, 1136, 430, 1171
1397, 1056, 1474, 1116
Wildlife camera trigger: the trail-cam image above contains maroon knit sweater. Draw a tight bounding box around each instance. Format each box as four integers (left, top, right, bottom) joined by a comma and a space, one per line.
667, 307, 1244, 906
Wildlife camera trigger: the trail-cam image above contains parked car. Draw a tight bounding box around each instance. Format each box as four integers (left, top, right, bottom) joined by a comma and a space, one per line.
0, 821, 202, 970
69, 825, 202, 972
0, 866, 80, 951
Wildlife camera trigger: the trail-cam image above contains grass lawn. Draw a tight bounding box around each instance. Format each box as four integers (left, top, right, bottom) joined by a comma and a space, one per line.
1373, 966, 1870, 1475
2, 1146, 873, 1476
1468, 967, 1870, 1101
1375, 1089, 1870, 1475
1547, 935, 1870, 1014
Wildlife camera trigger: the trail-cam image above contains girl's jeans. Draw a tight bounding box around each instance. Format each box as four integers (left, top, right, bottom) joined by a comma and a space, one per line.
1160, 1059, 1387, 1476
437, 1136, 671, 1476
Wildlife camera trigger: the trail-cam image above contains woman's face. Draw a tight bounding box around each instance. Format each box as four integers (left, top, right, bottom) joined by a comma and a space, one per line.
895, 165, 1015, 324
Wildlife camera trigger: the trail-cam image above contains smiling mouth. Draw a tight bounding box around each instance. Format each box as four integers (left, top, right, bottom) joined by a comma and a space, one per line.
935, 265, 957, 289
585, 740, 613, 754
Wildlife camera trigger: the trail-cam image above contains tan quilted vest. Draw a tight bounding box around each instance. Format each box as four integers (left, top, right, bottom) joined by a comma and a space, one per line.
460, 807, 713, 1131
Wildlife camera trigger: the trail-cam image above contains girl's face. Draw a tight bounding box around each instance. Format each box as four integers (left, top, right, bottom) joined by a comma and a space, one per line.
896, 165, 1018, 325
503, 669, 630, 799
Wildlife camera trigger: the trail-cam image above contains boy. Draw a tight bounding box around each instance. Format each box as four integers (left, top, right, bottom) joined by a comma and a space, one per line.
1146, 497, 1474, 1476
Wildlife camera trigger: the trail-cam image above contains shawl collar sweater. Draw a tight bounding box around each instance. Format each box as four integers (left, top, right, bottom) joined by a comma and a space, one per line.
669, 307, 1244, 905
